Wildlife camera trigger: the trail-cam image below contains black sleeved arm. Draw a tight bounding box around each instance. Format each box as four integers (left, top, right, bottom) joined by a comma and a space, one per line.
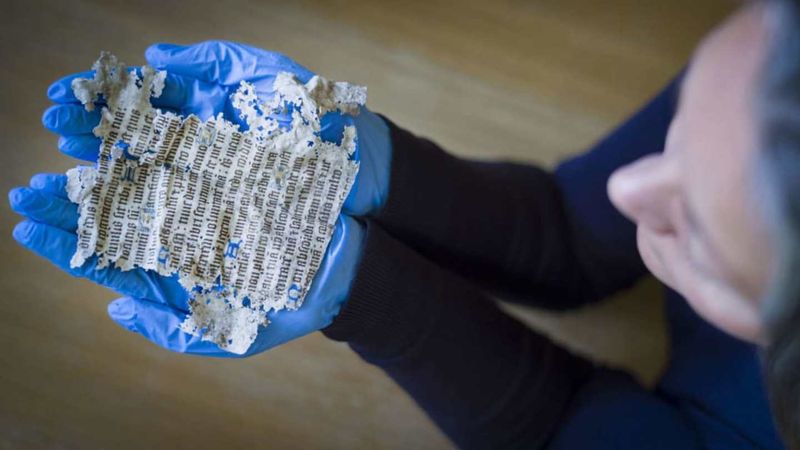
320, 76, 698, 449
322, 222, 594, 449
371, 75, 681, 309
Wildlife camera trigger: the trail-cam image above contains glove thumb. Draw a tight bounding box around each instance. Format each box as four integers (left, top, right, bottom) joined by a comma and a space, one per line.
107, 297, 225, 356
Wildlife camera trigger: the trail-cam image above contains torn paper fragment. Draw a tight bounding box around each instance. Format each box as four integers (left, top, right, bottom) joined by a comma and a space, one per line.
72, 51, 166, 114
67, 53, 362, 354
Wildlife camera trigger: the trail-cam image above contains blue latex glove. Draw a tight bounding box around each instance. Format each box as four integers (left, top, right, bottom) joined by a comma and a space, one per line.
17, 41, 393, 356
42, 40, 392, 216
9, 174, 365, 357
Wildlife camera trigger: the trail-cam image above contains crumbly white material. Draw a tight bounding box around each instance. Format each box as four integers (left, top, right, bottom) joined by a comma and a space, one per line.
67, 52, 363, 354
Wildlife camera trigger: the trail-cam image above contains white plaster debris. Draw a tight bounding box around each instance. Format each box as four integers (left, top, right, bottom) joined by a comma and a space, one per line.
67, 52, 363, 354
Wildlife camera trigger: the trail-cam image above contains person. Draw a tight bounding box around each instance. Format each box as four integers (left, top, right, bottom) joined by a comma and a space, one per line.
8, 0, 800, 447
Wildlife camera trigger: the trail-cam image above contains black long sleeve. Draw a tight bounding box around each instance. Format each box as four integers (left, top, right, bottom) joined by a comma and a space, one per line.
323, 222, 594, 449
372, 75, 680, 309
373, 120, 596, 309
321, 76, 705, 449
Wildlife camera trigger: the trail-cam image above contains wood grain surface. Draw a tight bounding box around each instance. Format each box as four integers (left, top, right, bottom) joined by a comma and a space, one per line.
0, 1, 733, 448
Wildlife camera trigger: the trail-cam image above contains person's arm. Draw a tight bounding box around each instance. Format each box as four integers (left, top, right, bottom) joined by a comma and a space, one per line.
323, 221, 595, 449
322, 220, 701, 450
371, 76, 681, 309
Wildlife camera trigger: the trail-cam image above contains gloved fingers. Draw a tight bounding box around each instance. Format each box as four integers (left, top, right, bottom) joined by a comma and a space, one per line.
46, 105, 188, 163
42, 104, 101, 135
48, 69, 206, 111
29, 173, 69, 200
46, 70, 96, 104
43, 103, 185, 137
9, 187, 78, 232
144, 40, 315, 86
11, 220, 189, 309
58, 134, 102, 161
107, 296, 235, 357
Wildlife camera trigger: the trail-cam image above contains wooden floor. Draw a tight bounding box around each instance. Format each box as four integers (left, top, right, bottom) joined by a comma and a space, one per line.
0, 1, 733, 448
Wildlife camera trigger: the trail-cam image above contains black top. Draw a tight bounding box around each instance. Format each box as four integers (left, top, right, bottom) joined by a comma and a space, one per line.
322, 76, 784, 449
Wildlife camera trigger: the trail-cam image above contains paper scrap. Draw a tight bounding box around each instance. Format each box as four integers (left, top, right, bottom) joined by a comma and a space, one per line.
67, 52, 362, 354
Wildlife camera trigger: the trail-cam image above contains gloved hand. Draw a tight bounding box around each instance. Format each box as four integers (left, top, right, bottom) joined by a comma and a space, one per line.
12, 40, 392, 357
42, 40, 392, 216
9, 174, 365, 357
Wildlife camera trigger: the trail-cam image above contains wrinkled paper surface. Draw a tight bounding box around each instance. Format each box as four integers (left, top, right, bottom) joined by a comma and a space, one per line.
66, 52, 362, 354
